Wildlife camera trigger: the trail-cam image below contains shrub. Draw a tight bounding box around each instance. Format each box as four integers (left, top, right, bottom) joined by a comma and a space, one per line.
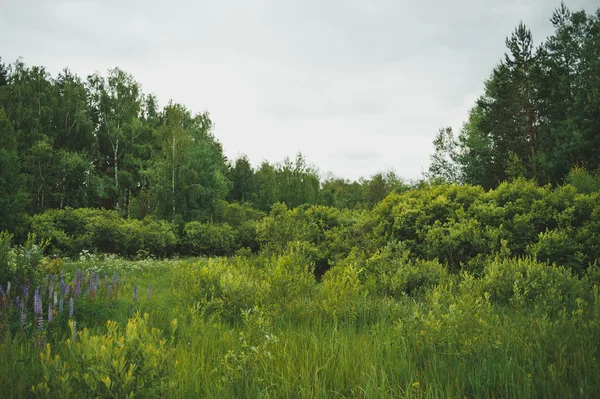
476, 257, 582, 310
32, 313, 178, 398
359, 241, 449, 297
265, 242, 317, 310
0, 232, 47, 288
182, 222, 238, 256
319, 262, 363, 320
527, 229, 584, 273
30, 208, 176, 258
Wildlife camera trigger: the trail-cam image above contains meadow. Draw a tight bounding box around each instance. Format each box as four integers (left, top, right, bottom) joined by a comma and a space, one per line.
2, 180, 600, 398
1, 250, 599, 398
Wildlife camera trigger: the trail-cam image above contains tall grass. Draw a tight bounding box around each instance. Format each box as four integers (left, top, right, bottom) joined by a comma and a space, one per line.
1, 255, 599, 398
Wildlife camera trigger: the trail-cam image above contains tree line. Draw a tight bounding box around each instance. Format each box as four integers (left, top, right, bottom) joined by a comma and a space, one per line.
0, 59, 407, 234
1, 3, 599, 237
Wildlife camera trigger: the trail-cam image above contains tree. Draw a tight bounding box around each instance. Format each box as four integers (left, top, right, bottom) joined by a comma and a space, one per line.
503, 22, 541, 178
0, 57, 7, 87
151, 104, 228, 222
87, 68, 142, 210
227, 154, 256, 203
0, 108, 28, 232
151, 102, 191, 220
428, 127, 461, 182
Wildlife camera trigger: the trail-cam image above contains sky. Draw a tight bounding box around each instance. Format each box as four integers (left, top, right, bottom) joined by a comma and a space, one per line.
1, 0, 597, 181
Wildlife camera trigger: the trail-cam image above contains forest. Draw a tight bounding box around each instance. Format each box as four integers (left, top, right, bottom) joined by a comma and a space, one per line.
1, 3, 600, 398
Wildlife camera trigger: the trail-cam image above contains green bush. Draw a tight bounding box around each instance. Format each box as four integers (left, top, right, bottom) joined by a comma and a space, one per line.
527, 229, 584, 273
476, 257, 582, 310
173, 258, 267, 323
32, 313, 178, 398
182, 222, 238, 256
0, 232, 47, 288
566, 165, 600, 194
30, 208, 176, 258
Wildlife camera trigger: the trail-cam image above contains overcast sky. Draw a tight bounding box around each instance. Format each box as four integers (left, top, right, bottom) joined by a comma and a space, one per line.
2, 0, 597, 181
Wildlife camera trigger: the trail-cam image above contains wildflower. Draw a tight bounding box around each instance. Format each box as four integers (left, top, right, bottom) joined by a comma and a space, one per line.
53, 291, 57, 308
74, 280, 81, 297
69, 298, 74, 318
133, 285, 138, 302
412, 381, 420, 388
59, 298, 64, 313
34, 288, 42, 316
147, 284, 152, 301
47, 303, 53, 322
59, 277, 67, 296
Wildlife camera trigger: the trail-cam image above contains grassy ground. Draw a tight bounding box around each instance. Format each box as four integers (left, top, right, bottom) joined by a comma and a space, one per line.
1, 255, 599, 398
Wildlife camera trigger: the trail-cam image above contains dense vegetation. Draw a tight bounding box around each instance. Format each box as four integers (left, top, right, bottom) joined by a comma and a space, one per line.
1, 3, 600, 398
2, 180, 600, 397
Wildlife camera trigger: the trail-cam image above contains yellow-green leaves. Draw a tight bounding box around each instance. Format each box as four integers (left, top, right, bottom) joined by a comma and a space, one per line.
35, 312, 177, 398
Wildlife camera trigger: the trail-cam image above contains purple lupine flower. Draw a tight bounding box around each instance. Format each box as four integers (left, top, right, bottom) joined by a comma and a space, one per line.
74, 280, 81, 297
112, 272, 119, 287
107, 284, 113, 300
53, 291, 57, 308
59, 298, 64, 313
47, 303, 53, 322
15, 295, 20, 307
147, 284, 152, 301
37, 316, 44, 332
90, 272, 98, 297
0, 285, 4, 299
133, 284, 138, 302
69, 297, 74, 318
65, 285, 70, 297
59, 277, 67, 296
34, 288, 42, 316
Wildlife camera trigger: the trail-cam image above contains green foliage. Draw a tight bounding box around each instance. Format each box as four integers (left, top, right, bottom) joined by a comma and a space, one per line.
319, 262, 363, 320
445, 6, 600, 188
0, 107, 28, 232
32, 313, 178, 398
476, 257, 581, 308
566, 165, 600, 194
359, 242, 450, 297
182, 222, 237, 256
0, 232, 47, 287
30, 208, 176, 257
527, 229, 584, 273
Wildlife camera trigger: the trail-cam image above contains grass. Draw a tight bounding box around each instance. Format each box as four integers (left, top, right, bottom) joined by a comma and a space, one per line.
1, 255, 599, 398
